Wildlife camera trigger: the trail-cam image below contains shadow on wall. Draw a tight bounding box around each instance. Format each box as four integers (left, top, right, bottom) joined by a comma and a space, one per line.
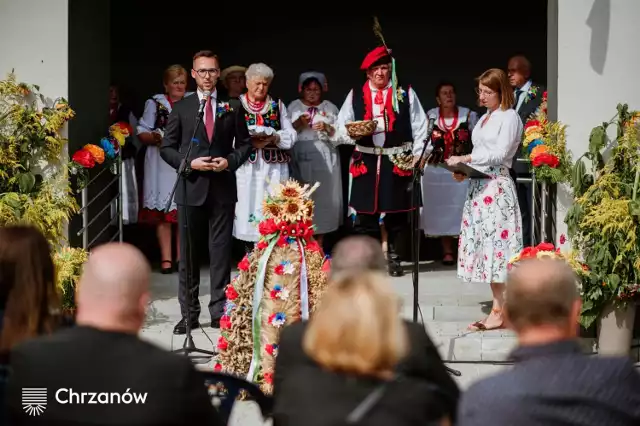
586, 0, 610, 75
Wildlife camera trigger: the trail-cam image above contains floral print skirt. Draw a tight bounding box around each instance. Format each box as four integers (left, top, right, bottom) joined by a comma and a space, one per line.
458, 165, 523, 283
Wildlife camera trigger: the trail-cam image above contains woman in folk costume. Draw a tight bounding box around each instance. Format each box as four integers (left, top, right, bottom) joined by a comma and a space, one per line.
234, 63, 298, 248
446, 68, 523, 331
137, 65, 193, 273
421, 82, 478, 265
333, 22, 429, 277
288, 72, 342, 245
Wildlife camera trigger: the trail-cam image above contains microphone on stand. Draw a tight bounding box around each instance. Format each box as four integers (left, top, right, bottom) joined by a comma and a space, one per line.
425, 116, 436, 139
406, 117, 436, 192
197, 90, 211, 116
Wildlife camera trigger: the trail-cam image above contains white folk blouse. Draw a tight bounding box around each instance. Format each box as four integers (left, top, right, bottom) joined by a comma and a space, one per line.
470, 108, 523, 171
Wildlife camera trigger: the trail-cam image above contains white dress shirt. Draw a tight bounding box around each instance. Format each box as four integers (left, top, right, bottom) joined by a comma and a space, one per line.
197, 88, 218, 127
514, 80, 532, 113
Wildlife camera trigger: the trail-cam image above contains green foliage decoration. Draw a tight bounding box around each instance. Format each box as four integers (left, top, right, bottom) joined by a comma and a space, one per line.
0, 72, 87, 310
565, 104, 640, 328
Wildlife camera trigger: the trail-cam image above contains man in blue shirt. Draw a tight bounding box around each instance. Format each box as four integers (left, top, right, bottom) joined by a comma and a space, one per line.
458, 258, 640, 426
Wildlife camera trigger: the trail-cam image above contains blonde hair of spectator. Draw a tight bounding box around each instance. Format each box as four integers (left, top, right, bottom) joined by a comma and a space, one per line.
303, 271, 408, 379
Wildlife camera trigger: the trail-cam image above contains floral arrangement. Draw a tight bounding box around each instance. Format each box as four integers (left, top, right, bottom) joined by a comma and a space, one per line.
521, 91, 572, 183
216, 101, 233, 118
564, 104, 640, 328
0, 72, 88, 311
508, 242, 589, 278
214, 179, 330, 394
68, 121, 133, 189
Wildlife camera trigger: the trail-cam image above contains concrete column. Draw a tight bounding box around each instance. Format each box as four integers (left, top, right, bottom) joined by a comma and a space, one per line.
0, 0, 69, 101
551, 0, 640, 246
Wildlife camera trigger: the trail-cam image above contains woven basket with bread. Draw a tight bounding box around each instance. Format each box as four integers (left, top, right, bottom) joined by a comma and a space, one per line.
345, 120, 377, 138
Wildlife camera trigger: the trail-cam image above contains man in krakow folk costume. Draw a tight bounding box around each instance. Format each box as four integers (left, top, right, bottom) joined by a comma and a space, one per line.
334, 45, 429, 276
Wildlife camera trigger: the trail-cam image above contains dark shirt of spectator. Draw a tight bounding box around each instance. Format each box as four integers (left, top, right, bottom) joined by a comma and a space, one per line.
457, 258, 640, 426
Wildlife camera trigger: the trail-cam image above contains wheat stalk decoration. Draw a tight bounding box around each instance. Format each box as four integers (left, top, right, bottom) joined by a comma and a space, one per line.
371, 16, 400, 112
373, 16, 387, 49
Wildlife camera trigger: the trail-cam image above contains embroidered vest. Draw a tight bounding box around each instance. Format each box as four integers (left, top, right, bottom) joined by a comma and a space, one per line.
154, 100, 170, 131
429, 110, 473, 163
351, 84, 413, 148
244, 97, 290, 164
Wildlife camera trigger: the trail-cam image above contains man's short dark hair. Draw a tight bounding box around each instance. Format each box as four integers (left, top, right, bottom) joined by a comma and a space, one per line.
192, 50, 219, 62
330, 236, 386, 277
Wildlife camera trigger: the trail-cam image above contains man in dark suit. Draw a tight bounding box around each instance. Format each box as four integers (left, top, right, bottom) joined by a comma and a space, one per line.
160, 50, 252, 334
458, 258, 640, 426
5, 243, 222, 426
507, 55, 546, 247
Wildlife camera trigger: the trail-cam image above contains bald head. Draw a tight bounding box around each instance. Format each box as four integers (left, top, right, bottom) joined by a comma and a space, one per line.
506, 258, 580, 333
330, 236, 386, 277
76, 243, 151, 332
507, 55, 532, 88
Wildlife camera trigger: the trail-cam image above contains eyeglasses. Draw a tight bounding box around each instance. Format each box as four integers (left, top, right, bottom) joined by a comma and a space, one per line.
194, 68, 220, 77
476, 88, 497, 96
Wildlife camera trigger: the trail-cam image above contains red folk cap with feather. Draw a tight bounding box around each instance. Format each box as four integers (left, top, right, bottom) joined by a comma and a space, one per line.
360, 46, 392, 70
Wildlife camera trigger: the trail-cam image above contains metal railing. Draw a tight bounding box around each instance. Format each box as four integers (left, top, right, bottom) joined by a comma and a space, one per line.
77, 156, 123, 249
515, 157, 554, 245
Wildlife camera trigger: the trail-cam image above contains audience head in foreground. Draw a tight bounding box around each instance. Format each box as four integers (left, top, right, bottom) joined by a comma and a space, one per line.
505, 258, 581, 344
6, 242, 223, 426
75, 242, 151, 334
304, 270, 409, 379
330, 235, 386, 277
0, 225, 61, 351
457, 258, 640, 426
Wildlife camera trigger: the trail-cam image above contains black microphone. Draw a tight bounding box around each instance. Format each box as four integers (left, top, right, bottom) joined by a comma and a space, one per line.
425, 116, 436, 140
197, 90, 211, 116
406, 116, 438, 192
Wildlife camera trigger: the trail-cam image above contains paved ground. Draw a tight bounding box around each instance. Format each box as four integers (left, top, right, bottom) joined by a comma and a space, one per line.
139, 260, 637, 425
139, 260, 511, 425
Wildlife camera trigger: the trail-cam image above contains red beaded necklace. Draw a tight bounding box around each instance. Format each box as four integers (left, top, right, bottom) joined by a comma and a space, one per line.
438, 106, 459, 132
246, 95, 266, 112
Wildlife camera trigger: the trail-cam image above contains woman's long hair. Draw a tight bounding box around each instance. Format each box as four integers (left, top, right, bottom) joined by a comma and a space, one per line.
477, 68, 515, 111
0, 225, 61, 351
303, 271, 409, 379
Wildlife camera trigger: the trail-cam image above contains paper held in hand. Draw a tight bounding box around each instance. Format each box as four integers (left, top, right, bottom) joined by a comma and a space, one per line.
438, 162, 491, 179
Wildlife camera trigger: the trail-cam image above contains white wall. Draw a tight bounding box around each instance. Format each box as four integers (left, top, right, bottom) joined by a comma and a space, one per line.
0, 0, 68, 101
553, 0, 640, 245
0, 0, 69, 239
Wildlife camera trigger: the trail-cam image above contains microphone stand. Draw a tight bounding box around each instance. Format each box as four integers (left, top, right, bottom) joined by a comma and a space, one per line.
409, 127, 461, 378
165, 101, 214, 361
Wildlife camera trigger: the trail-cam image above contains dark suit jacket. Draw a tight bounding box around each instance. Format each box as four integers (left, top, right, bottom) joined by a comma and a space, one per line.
514, 82, 546, 125
457, 340, 640, 426
272, 320, 460, 426
160, 92, 252, 206
5, 326, 223, 426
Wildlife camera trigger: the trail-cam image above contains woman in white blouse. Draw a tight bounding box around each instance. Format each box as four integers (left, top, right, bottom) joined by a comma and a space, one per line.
288, 72, 342, 245
445, 68, 524, 331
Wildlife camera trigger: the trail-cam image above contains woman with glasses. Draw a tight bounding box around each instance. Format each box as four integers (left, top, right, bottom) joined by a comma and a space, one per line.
445, 69, 523, 331
137, 64, 192, 274
233, 63, 297, 248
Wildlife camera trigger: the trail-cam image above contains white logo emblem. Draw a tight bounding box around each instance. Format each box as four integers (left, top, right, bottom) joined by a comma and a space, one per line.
22, 388, 47, 416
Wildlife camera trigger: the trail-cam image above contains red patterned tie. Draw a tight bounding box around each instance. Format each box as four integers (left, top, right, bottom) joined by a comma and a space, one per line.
205, 96, 214, 141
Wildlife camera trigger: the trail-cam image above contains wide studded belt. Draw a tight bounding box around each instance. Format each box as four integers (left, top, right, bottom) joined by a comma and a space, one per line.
354, 142, 412, 156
